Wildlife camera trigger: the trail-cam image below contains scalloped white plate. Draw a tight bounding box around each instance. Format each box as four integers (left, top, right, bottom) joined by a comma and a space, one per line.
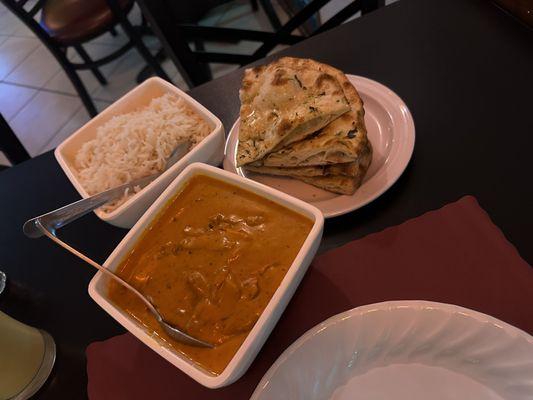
252, 301, 533, 400
223, 75, 415, 218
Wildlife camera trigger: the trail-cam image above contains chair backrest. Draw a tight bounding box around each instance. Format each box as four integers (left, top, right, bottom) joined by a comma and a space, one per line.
1, 0, 53, 48
136, 0, 383, 87
1, 0, 45, 18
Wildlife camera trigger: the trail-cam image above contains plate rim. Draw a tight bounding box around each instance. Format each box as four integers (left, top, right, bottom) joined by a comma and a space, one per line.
223, 75, 416, 218
251, 300, 533, 399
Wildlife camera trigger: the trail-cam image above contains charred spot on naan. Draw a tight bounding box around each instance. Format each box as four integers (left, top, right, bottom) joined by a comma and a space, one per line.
271, 68, 291, 86
277, 119, 293, 136
315, 73, 339, 91
251, 65, 264, 74
241, 78, 253, 92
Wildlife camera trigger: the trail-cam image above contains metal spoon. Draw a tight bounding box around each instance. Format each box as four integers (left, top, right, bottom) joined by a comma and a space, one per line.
23, 141, 213, 348
0, 270, 6, 295
24, 140, 191, 237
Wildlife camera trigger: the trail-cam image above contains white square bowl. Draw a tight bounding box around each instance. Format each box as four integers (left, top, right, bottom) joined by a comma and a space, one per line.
55, 77, 225, 228
88, 163, 324, 388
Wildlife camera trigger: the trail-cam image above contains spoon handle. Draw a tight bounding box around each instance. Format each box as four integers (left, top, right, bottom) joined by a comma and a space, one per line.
22, 140, 191, 239
23, 174, 157, 239
32, 219, 160, 317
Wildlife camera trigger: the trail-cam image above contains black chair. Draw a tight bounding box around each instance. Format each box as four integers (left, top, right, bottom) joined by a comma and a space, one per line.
0, 113, 30, 167
136, 0, 385, 88
1, 0, 170, 117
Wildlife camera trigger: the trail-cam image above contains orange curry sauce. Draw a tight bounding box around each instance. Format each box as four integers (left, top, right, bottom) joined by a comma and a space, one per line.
108, 175, 313, 375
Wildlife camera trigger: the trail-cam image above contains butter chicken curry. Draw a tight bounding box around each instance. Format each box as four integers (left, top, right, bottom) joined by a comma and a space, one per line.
108, 175, 313, 374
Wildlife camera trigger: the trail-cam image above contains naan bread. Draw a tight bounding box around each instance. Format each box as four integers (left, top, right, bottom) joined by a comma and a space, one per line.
298, 175, 359, 195
247, 142, 372, 195
246, 161, 360, 178
255, 58, 368, 167
237, 59, 350, 166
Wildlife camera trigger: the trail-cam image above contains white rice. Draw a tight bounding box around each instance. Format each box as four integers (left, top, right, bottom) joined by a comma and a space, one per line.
74, 93, 211, 213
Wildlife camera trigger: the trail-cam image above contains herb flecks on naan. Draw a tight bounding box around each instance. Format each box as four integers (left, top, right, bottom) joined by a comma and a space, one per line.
237, 60, 350, 166
255, 58, 368, 167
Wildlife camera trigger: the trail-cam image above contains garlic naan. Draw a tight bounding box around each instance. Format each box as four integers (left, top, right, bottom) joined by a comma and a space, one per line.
246, 161, 360, 178
256, 58, 368, 167
246, 142, 372, 195
237, 59, 350, 166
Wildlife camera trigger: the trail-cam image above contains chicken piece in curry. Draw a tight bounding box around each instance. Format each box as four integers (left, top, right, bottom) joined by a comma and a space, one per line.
108, 175, 313, 374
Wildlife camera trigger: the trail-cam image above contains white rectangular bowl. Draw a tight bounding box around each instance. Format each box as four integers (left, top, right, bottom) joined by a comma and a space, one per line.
88, 163, 324, 388
55, 77, 225, 228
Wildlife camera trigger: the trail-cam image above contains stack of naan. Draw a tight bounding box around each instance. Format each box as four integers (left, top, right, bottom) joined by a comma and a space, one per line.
236, 57, 372, 195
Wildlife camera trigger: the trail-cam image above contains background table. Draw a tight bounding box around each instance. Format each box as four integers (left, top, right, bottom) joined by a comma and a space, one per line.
1, 0, 532, 398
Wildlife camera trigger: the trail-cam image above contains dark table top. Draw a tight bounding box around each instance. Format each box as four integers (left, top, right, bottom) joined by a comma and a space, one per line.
1, 0, 532, 398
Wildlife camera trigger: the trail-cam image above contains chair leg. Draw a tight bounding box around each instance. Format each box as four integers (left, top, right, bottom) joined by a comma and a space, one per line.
0, 113, 30, 164
112, 7, 170, 81
192, 40, 212, 81
258, 0, 282, 30
73, 44, 107, 85
250, 0, 258, 11
136, 47, 167, 83
62, 62, 98, 117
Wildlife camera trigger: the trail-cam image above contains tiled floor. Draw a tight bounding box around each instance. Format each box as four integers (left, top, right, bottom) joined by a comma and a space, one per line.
0, 1, 269, 164
0, 0, 395, 166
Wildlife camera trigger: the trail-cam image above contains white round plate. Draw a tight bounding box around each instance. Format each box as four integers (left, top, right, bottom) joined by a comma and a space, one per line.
251, 301, 533, 400
223, 75, 415, 218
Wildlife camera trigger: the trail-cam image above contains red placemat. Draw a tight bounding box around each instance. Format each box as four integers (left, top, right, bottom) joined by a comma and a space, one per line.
86, 196, 533, 400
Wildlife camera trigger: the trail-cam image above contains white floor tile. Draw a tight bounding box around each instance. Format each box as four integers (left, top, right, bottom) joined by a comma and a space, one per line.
0, 35, 8, 46
5, 44, 61, 88
45, 44, 123, 96
198, 2, 231, 26
172, 74, 189, 91
67, 42, 122, 63
0, 3, 8, 16
0, 152, 11, 167
205, 39, 260, 56
96, 101, 110, 113
9, 90, 81, 156
92, 50, 146, 102
40, 100, 109, 153
0, 82, 37, 120
142, 34, 162, 51
44, 69, 94, 97
127, 3, 143, 26
0, 11, 20, 36
161, 58, 178, 80
319, 0, 353, 22
90, 29, 129, 47
320, 0, 394, 25
211, 63, 238, 79
12, 19, 35, 38
170, 71, 189, 91
0, 36, 40, 80
217, 1, 273, 31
